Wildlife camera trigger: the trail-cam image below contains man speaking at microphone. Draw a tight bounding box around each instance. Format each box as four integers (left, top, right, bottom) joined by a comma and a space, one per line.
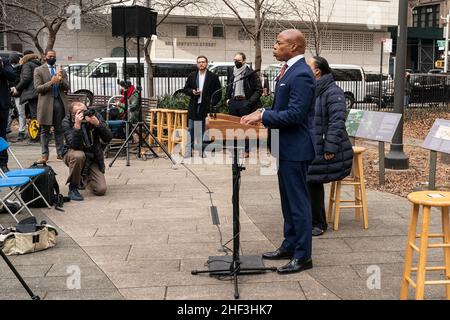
241, 30, 315, 274
183, 55, 221, 158
226, 52, 262, 158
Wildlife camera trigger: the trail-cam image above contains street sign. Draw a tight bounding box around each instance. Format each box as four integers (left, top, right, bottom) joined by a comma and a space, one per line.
383, 39, 393, 53
438, 40, 446, 51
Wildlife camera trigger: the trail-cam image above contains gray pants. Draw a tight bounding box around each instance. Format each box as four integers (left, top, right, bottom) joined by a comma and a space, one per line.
8, 97, 26, 134
41, 97, 65, 156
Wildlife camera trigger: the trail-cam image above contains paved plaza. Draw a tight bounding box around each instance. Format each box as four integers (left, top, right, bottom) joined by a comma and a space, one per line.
0, 142, 447, 300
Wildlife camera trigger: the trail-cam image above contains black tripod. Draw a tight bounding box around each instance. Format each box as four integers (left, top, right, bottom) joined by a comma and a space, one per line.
191, 140, 276, 299
108, 36, 176, 168
0, 225, 40, 300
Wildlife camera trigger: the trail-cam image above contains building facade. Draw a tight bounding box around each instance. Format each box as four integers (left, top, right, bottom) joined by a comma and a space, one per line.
3, 0, 400, 72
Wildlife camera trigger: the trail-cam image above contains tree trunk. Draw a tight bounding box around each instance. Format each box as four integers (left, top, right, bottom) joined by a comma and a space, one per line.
254, 0, 262, 71
45, 30, 57, 53
144, 38, 155, 98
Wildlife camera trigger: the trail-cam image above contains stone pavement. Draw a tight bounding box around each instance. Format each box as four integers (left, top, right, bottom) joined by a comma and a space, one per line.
0, 142, 447, 300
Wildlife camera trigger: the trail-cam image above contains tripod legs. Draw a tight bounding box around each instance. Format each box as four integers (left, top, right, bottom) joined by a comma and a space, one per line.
0, 249, 40, 300
109, 121, 176, 168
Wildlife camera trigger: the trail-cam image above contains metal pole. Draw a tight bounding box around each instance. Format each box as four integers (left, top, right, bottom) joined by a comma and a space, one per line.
429, 151, 437, 190
379, 40, 384, 110
379, 142, 385, 185
385, 0, 409, 169
444, 12, 449, 73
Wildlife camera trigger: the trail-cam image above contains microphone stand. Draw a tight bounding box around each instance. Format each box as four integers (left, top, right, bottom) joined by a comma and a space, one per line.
192, 68, 275, 300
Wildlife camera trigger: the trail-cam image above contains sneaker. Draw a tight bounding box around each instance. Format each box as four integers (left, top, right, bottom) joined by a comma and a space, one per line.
68, 187, 84, 201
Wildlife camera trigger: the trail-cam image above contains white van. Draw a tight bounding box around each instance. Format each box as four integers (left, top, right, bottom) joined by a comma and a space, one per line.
69, 57, 197, 104
330, 64, 366, 108
262, 63, 366, 108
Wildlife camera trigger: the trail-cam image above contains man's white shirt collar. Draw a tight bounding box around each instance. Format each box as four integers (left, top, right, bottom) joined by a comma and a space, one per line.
286, 55, 304, 70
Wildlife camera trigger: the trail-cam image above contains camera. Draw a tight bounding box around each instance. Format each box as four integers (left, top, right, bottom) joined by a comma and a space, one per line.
83, 109, 96, 118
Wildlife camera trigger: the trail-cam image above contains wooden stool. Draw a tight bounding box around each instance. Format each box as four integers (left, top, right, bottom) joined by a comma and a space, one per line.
171, 110, 188, 156
156, 109, 171, 152
400, 191, 450, 300
327, 146, 368, 231
148, 109, 158, 145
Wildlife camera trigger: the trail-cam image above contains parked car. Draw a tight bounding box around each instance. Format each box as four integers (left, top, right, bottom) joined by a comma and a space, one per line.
427, 69, 444, 74
64, 63, 88, 75
364, 72, 394, 106
0, 50, 23, 62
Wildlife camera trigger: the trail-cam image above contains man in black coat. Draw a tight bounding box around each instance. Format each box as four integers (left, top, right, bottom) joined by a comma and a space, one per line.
226, 52, 262, 157
0, 57, 16, 172
183, 55, 222, 157
62, 102, 113, 201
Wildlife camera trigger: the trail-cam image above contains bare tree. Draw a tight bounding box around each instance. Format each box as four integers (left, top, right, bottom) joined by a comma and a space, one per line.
286, 0, 336, 56
0, 0, 127, 56
220, 0, 288, 71
143, 0, 205, 97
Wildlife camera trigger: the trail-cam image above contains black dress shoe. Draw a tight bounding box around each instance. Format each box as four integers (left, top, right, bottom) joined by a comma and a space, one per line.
262, 248, 294, 260
277, 258, 313, 275
312, 227, 326, 237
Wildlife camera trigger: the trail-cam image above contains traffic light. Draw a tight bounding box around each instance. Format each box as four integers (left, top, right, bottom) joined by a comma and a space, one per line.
435, 60, 445, 68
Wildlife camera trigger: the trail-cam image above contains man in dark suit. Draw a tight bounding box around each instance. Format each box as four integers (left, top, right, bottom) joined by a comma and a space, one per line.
0, 57, 16, 172
241, 29, 316, 274
183, 55, 222, 157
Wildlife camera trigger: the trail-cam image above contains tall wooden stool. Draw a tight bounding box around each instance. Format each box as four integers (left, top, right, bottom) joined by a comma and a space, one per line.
327, 146, 368, 231
148, 109, 158, 145
400, 191, 450, 300
156, 109, 171, 152
171, 110, 188, 156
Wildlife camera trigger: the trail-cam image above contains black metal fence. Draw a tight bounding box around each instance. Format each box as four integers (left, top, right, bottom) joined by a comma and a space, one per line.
66, 65, 450, 111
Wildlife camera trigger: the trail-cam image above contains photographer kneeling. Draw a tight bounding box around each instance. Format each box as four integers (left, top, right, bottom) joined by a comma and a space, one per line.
62, 102, 113, 201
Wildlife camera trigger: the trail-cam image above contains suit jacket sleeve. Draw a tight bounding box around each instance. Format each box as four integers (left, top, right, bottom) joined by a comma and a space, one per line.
247, 72, 262, 107
183, 73, 196, 97
34, 68, 53, 94
211, 74, 222, 106
262, 72, 315, 129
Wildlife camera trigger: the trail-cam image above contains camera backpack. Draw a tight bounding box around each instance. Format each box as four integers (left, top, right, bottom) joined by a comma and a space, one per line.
20, 163, 66, 209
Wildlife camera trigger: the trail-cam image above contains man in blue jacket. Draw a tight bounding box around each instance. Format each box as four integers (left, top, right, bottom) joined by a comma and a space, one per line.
0, 57, 16, 172
241, 29, 316, 274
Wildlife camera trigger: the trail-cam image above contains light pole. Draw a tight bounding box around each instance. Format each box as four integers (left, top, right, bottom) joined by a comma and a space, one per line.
385, 0, 409, 170
443, 11, 449, 73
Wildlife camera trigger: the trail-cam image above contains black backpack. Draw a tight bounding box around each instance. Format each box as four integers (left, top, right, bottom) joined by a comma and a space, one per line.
20, 163, 68, 211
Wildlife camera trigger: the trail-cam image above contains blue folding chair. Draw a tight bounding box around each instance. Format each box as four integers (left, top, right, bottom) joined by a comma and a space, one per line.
0, 176, 35, 222
0, 138, 52, 209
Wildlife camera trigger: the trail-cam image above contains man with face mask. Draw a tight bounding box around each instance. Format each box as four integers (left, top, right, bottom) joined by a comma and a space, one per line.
226, 52, 262, 158
34, 49, 70, 163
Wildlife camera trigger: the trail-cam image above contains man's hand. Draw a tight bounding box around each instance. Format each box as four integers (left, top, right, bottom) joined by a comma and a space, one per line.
50, 76, 60, 85
85, 115, 100, 127
193, 89, 201, 96
74, 111, 84, 129
241, 110, 262, 126
10, 87, 18, 96
324, 152, 335, 161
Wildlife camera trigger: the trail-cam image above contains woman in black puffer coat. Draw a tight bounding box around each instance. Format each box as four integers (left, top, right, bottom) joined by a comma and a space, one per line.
306, 56, 354, 237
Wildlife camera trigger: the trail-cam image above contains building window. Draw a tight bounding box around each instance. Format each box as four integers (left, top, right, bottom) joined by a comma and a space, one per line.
213, 25, 225, 38
413, 5, 440, 28
186, 25, 199, 37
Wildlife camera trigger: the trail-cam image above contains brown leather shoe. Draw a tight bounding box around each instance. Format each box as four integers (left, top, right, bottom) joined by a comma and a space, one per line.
36, 155, 48, 164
